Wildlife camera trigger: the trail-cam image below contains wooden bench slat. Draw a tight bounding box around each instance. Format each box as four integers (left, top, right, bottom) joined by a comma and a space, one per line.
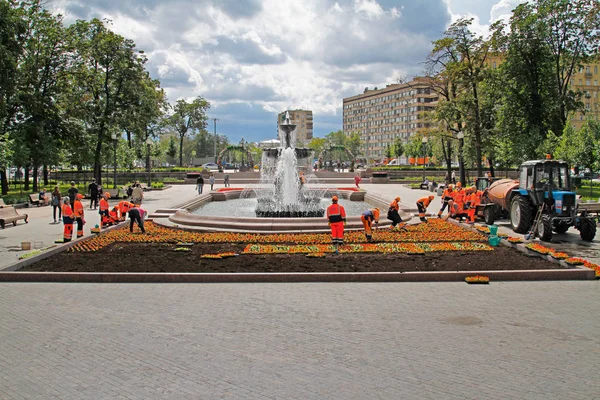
0, 206, 28, 229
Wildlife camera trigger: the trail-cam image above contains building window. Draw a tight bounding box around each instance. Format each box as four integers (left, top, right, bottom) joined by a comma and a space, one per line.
595, 66, 598, 74
587, 80, 591, 86
493, 62, 496, 69
579, 79, 583, 85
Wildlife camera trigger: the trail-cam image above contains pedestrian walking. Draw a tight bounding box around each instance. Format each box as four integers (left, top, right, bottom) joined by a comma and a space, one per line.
67, 181, 78, 205
88, 178, 99, 209
224, 173, 230, 187
131, 182, 144, 204
354, 174, 362, 188
451, 170, 456, 185
209, 174, 215, 191
51, 186, 62, 223
196, 175, 204, 194
326, 196, 347, 249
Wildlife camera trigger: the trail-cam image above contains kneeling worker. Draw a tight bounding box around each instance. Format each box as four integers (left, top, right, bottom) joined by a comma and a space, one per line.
361, 207, 380, 242
416, 195, 435, 222
326, 196, 347, 246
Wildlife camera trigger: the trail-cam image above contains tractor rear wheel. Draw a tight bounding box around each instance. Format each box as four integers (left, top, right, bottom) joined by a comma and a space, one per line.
553, 223, 570, 234
510, 195, 534, 233
537, 215, 553, 242
579, 218, 597, 242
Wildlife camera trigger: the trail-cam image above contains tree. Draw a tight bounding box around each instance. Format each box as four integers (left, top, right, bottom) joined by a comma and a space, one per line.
166, 96, 210, 166
166, 136, 178, 161
307, 137, 327, 155
65, 18, 149, 184
392, 137, 404, 159
428, 18, 492, 177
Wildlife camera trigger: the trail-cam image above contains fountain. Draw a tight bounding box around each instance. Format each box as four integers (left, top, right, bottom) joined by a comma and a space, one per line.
248, 111, 325, 217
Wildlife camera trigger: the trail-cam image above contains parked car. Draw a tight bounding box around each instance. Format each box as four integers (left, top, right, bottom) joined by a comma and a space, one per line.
202, 162, 219, 171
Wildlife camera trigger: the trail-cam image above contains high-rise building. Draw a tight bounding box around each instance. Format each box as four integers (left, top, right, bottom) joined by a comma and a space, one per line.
277, 110, 313, 145
342, 77, 438, 162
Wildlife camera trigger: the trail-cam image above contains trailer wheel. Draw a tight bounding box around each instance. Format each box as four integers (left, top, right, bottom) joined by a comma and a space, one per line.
510, 195, 534, 233
537, 215, 553, 242
483, 207, 495, 225
579, 218, 596, 242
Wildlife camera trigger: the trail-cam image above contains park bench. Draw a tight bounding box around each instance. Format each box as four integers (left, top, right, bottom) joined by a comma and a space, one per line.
0, 206, 28, 229
28, 193, 41, 207
0, 198, 7, 208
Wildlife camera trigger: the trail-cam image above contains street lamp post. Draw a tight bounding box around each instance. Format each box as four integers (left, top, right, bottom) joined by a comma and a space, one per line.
240, 138, 245, 171
422, 136, 428, 180
111, 133, 117, 189
146, 137, 152, 188
457, 131, 465, 186
212, 118, 219, 163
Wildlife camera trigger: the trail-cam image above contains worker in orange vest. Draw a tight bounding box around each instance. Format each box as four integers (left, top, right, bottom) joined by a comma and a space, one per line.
73, 193, 85, 238
453, 182, 465, 210
361, 207, 380, 242
61, 197, 75, 242
438, 184, 454, 218
387, 197, 405, 230
118, 200, 134, 222
326, 195, 347, 247
446, 199, 469, 221
416, 195, 435, 222
99, 192, 110, 227
108, 205, 120, 225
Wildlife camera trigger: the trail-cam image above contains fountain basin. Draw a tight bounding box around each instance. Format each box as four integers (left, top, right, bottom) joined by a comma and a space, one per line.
159, 188, 411, 233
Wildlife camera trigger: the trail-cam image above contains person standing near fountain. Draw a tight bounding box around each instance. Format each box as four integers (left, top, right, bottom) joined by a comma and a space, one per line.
223, 173, 230, 187
354, 174, 361, 188
326, 196, 347, 247
209, 174, 215, 191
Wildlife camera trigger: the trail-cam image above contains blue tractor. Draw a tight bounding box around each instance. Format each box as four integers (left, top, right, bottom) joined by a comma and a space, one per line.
508, 159, 596, 242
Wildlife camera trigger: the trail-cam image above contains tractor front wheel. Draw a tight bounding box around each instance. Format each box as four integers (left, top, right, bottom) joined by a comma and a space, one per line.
537, 215, 553, 242
484, 206, 496, 225
510, 195, 534, 233
579, 218, 596, 242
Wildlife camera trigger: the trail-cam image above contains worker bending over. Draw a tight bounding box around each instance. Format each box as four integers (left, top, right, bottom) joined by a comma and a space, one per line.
416, 195, 435, 222
99, 192, 110, 227
326, 196, 347, 246
387, 197, 405, 230
438, 184, 454, 218
361, 207, 380, 242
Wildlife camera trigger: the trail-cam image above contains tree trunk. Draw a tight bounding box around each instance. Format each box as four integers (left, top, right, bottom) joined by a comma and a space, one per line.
43, 165, 49, 186
94, 130, 104, 186
24, 166, 30, 191
32, 166, 39, 193
179, 134, 184, 167
0, 169, 8, 195
488, 158, 495, 177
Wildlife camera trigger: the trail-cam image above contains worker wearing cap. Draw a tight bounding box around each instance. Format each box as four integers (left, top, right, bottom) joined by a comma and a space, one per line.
438, 184, 454, 218
61, 197, 75, 242
99, 192, 110, 227
416, 195, 435, 222
108, 205, 120, 225
453, 182, 465, 210
73, 193, 85, 238
326, 195, 347, 246
387, 197, 405, 229
361, 207, 380, 242
464, 186, 479, 223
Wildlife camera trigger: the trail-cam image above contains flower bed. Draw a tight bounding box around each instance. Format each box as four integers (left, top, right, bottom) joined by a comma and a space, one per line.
465, 275, 490, 284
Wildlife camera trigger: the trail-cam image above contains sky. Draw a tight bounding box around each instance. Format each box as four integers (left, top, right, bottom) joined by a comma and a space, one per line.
49, 0, 526, 144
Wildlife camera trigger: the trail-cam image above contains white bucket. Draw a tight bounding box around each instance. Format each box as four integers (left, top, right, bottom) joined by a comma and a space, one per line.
33, 241, 44, 249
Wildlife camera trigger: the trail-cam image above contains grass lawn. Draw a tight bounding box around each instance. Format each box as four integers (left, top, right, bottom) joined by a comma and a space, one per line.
577, 185, 600, 201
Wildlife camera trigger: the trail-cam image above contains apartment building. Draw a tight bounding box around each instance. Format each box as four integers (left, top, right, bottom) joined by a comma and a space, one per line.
342, 77, 438, 162
277, 109, 313, 145
487, 54, 600, 129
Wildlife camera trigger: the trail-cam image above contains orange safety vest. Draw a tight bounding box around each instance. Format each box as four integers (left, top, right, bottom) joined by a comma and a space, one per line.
73, 200, 84, 218
453, 189, 465, 206
119, 201, 133, 215
389, 199, 400, 211
417, 197, 433, 207
363, 208, 380, 222
326, 203, 346, 223
443, 188, 453, 199
62, 203, 74, 219
99, 198, 109, 212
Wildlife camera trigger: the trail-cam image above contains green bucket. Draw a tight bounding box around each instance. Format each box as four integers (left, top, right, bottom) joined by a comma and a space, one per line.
488, 225, 498, 236
488, 235, 501, 246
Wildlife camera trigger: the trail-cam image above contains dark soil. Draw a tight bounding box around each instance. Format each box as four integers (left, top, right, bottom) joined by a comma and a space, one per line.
22, 243, 562, 273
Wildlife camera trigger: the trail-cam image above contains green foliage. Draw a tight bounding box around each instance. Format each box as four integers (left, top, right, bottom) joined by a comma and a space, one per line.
166, 96, 211, 166
392, 138, 404, 158
166, 136, 178, 160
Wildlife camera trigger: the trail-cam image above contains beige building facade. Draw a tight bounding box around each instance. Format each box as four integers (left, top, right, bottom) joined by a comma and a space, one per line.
277, 110, 313, 145
342, 77, 438, 162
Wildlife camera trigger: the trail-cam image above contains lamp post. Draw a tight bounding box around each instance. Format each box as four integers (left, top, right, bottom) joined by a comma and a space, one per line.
422, 136, 428, 180
240, 138, 245, 171
457, 131, 465, 186
146, 137, 152, 188
111, 133, 117, 189
212, 118, 219, 163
